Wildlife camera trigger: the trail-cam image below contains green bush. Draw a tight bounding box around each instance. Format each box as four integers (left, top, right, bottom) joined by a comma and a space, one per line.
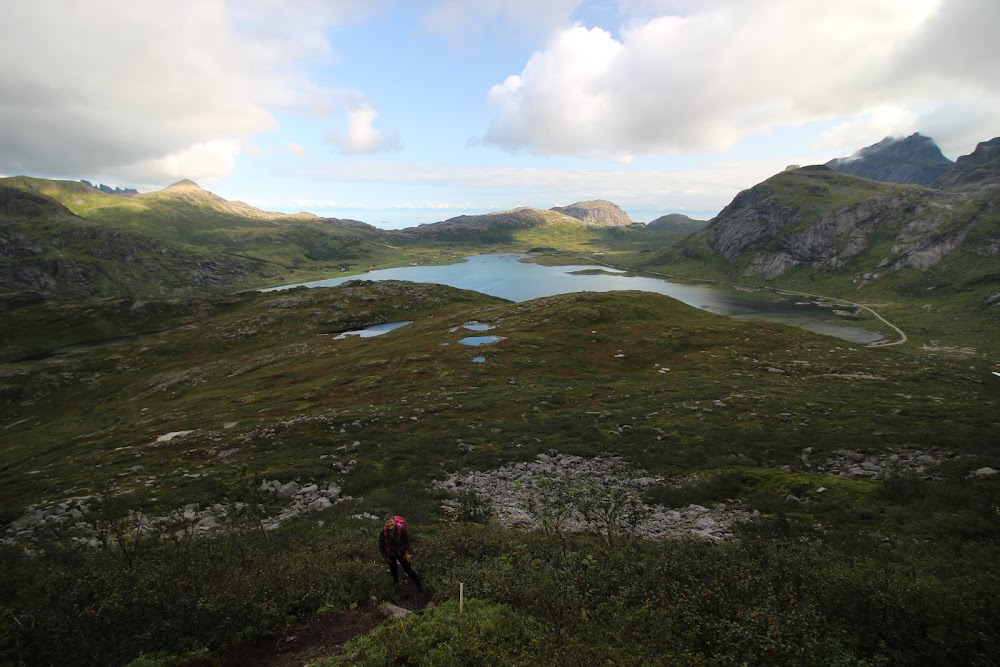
314, 599, 548, 667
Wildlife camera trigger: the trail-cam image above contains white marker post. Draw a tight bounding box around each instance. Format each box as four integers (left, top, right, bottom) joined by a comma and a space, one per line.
459, 582, 464, 617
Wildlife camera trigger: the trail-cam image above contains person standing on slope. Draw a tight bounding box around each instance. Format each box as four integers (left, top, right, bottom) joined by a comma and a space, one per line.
379, 514, 423, 591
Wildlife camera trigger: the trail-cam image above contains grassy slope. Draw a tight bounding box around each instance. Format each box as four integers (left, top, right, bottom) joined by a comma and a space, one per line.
2, 283, 995, 525
0, 176, 405, 286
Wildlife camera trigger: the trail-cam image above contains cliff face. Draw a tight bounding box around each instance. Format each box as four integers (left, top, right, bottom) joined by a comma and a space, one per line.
825, 133, 953, 185
705, 162, 996, 281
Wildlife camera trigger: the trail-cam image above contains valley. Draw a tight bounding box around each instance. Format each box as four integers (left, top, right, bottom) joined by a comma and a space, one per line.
1, 134, 998, 666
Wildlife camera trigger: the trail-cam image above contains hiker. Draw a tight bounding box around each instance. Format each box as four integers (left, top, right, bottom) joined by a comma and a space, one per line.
379, 514, 423, 591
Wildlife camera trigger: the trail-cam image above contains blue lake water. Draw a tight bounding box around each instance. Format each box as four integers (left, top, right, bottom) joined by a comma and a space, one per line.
269, 254, 883, 344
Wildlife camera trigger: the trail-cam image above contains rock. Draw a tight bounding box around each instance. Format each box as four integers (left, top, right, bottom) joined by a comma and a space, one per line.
308, 498, 332, 512
277, 482, 299, 498
972, 467, 997, 477
378, 602, 412, 620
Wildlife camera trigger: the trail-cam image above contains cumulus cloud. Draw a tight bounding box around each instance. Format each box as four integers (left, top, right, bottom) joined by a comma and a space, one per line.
814, 106, 920, 156
325, 97, 401, 155
483, 0, 1000, 158
0, 0, 381, 183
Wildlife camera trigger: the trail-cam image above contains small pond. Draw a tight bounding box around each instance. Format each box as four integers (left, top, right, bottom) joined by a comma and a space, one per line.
332, 321, 412, 339
458, 335, 505, 347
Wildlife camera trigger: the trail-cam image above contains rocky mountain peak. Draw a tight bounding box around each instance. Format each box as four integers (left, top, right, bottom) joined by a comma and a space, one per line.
931, 137, 1000, 190
165, 179, 203, 191
825, 133, 953, 185
550, 199, 633, 227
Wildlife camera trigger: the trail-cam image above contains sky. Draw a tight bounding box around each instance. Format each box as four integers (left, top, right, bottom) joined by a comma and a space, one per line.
1, 0, 998, 229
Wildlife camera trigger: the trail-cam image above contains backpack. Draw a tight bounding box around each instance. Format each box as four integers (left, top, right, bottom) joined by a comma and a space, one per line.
382, 516, 409, 556
382, 515, 407, 540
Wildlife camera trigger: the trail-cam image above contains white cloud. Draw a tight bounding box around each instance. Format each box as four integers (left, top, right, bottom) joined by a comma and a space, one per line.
814, 106, 920, 156
0, 0, 378, 183
131, 141, 243, 183
326, 102, 401, 155
483, 0, 999, 158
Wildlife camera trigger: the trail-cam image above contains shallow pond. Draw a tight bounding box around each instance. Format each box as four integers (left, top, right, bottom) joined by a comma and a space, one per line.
332, 321, 412, 339
458, 335, 505, 347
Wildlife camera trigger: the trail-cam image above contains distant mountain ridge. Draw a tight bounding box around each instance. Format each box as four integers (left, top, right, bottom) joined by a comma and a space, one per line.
825, 133, 953, 185
645, 213, 708, 232
408, 199, 633, 236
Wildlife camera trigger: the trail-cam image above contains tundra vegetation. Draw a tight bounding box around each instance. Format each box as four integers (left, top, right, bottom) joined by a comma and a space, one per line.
1, 165, 998, 665
1, 279, 997, 666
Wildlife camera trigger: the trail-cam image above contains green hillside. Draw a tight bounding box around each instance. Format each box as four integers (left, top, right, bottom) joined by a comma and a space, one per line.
2, 282, 997, 664
1, 177, 403, 289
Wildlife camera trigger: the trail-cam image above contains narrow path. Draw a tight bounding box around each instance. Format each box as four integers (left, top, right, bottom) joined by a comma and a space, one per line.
582, 257, 908, 347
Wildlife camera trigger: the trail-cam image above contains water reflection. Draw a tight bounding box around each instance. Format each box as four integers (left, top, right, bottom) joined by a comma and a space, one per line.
332, 321, 412, 339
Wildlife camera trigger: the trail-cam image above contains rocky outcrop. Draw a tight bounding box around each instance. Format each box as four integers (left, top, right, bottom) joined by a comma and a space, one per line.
436, 452, 757, 542
1, 478, 352, 549
826, 133, 953, 185
550, 200, 634, 227
705, 164, 993, 279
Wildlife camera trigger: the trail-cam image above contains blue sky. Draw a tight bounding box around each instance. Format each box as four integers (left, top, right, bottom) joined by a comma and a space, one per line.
2, 0, 998, 228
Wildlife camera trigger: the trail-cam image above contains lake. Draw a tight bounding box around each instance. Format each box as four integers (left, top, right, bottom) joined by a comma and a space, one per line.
268, 254, 884, 344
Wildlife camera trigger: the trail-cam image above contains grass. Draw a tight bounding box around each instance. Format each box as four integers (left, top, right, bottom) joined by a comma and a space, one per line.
2, 281, 996, 524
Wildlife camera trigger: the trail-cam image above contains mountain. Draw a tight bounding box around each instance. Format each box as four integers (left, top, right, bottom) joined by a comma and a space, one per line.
0, 185, 276, 300
408, 207, 575, 234
931, 137, 1000, 190
550, 199, 634, 226
645, 213, 709, 232
825, 133, 953, 185
700, 161, 999, 284
0, 176, 392, 296
641, 138, 1000, 311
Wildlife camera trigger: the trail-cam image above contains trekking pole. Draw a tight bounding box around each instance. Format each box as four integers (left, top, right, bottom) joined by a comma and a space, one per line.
459, 582, 464, 617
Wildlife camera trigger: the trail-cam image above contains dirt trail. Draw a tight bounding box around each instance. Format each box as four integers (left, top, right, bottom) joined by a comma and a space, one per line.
210, 588, 433, 667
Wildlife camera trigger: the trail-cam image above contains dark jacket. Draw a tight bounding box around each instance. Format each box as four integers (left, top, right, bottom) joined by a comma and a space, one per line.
379, 524, 410, 559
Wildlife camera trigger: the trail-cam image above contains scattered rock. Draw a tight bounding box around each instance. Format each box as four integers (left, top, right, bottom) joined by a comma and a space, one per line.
378, 602, 413, 620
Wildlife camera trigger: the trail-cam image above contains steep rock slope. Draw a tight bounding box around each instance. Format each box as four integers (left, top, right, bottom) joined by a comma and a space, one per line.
705, 161, 998, 282
825, 133, 953, 185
